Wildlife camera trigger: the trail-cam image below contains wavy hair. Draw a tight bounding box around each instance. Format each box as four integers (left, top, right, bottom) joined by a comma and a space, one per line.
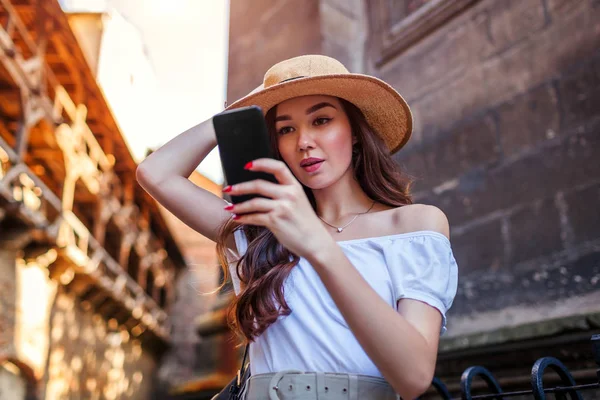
215, 99, 413, 344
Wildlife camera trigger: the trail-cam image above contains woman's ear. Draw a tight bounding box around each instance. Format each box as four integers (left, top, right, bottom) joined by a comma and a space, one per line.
352, 140, 359, 157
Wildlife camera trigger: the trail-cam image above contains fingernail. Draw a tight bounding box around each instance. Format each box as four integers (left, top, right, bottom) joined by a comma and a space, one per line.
244, 161, 253, 170
224, 205, 234, 210
223, 185, 232, 192
232, 214, 240, 220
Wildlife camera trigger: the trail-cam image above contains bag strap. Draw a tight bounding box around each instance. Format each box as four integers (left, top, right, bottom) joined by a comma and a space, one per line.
230, 343, 250, 399
237, 343, 250, 385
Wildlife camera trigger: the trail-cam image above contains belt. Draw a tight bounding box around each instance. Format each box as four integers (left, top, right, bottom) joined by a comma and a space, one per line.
243, 370, 399, 400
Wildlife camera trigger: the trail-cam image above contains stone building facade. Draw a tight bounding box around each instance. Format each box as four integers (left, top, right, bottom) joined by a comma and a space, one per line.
64, 8, 227, 393
0, 1, 223, 399
223, 0, 600, 395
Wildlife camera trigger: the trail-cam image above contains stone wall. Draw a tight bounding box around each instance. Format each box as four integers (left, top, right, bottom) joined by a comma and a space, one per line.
227, 0, 600, 338
65, 13, 104, 77
226, 0, 322, 105
0, 364, 28, 399
42, 288, 157, 399
155, 172, 223, 388
0, 247, 158, 399
381, 0, 600, 335
319, 0, 368, 73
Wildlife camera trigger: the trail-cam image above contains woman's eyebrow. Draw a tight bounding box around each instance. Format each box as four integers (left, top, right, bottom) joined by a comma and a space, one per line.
306, 102, 337, 115
275, 102, 337, 122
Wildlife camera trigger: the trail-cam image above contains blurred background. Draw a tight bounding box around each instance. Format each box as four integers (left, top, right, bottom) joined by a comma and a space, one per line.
0, 0, 598, 399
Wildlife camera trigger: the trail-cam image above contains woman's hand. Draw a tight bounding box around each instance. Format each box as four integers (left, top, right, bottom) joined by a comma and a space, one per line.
223, 158, 334, 259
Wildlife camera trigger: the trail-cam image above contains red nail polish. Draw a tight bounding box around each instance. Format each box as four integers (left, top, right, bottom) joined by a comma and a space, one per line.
223, 185, 232, 192
232, 214, 240, 220
224, 205, 234, 210
244, 161, 253, 170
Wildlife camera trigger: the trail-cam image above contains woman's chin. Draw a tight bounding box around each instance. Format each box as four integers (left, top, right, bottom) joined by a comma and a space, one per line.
300, 175, 338, 190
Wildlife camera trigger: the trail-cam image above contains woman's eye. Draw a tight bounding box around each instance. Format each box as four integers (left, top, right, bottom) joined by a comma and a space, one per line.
314, 117, 331, 126
277, 126, 293, 135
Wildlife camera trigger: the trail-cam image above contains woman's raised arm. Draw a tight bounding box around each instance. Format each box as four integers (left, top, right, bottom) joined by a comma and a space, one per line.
136, 117, 235, 249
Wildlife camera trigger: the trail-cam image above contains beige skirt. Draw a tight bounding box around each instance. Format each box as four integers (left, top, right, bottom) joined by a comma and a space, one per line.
242, 370, 400, 400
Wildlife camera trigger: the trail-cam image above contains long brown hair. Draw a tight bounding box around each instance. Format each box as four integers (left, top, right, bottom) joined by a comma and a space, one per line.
215, 98, 412, 344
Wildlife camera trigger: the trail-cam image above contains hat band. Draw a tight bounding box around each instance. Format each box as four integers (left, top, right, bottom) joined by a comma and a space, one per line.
278, 76, 306, 84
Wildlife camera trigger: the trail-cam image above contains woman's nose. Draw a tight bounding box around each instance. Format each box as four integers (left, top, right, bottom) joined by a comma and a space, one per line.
297, 129, 316, 151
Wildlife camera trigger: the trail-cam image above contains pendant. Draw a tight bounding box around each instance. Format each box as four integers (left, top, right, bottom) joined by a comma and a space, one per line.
337, 227, 343, 233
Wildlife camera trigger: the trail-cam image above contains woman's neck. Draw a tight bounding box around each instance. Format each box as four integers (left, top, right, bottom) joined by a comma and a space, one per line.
312, 173, 375, 224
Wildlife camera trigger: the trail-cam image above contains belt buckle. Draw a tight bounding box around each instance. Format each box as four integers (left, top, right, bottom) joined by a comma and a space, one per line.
268, 369, 303, 400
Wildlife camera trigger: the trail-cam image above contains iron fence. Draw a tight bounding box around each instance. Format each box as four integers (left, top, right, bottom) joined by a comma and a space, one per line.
426, 334, 600, 400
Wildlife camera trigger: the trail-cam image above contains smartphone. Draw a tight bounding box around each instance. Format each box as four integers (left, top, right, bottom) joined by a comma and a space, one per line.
213, 105, 278, 204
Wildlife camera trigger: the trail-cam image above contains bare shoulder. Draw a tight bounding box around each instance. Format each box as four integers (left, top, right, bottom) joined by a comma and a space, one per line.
393, 204, 450, 239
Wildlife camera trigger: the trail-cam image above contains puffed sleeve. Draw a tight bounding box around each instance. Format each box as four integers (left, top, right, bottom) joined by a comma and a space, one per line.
384, 232, 459, 335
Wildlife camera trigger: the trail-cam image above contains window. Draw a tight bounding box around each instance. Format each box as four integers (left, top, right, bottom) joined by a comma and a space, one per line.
368, 0, 478, 66
390, 0, 434, 24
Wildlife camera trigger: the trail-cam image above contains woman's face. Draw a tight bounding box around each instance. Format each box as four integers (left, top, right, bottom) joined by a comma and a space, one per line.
274, 95, 355, 189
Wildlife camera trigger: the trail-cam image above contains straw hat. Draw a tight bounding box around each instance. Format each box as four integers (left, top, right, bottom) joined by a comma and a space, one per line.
225, 55, 413, 154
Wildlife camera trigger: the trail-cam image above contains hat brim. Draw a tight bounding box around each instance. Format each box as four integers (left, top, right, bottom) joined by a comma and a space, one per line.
225, 74, 413, 154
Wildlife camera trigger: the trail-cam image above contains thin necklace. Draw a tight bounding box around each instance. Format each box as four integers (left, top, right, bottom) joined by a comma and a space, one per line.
318, 200, 377, 233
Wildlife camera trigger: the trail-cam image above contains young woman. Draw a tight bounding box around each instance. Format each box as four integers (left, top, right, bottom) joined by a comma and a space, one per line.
137, 55, 458, 400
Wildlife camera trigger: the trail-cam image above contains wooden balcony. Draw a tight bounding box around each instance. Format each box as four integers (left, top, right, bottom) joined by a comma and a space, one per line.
0, 0, 186, 348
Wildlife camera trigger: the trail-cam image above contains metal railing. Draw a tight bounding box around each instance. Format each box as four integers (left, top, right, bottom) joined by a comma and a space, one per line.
425, 334, 600, 400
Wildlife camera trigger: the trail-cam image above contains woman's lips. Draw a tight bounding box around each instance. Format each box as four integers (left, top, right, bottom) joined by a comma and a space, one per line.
301, 160, 324, 172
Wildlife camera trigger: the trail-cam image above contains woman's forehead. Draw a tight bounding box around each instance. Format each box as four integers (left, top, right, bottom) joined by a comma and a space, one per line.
276, 95, 340, 116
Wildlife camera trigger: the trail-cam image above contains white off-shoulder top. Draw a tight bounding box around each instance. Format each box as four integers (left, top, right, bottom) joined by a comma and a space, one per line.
228, 229, 459, 377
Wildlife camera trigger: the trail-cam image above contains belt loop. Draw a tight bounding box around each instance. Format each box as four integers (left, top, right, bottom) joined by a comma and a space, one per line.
348, 374, 358, 400
316, 372, 326, 399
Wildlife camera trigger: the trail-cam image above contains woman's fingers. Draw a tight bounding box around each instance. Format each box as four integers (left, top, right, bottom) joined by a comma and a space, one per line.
230, 211, 270, 226
225, 179, 290, 200
224, 197, 275, 215
245, 158, 298, 186
221, 158, 302, 228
